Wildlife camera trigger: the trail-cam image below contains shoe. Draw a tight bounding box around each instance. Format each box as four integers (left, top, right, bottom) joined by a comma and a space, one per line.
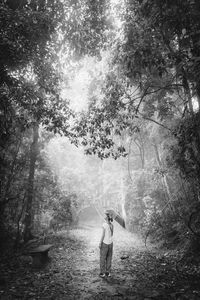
99, 273, 105, 278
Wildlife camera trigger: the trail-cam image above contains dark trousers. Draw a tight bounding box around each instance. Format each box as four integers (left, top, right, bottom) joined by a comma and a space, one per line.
100, 242, 113, 274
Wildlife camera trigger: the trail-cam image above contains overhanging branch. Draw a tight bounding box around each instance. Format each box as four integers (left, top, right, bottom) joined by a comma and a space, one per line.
138, 112, 171, 131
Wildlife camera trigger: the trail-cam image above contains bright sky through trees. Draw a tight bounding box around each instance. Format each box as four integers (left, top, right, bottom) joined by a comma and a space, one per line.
61, 53, 110, 112
66, 67, 91, 112
61, 0, 123, 113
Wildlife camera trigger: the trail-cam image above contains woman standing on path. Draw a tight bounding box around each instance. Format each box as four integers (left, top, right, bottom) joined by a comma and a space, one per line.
99, 210, 114, 278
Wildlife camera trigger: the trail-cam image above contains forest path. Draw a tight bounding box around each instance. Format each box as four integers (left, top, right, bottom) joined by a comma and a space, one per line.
64, 223, 146, 299
1, 224, 200, 299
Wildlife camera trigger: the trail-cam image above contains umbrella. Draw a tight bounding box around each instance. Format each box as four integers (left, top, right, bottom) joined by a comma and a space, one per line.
105, 209, 126, 228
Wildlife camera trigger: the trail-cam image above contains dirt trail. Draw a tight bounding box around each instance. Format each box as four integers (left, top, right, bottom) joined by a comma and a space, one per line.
1, 223, 200, 299
66, 223, 146, 299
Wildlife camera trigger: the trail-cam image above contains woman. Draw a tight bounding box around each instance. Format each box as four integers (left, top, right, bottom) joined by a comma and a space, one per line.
99, 210, 114, 278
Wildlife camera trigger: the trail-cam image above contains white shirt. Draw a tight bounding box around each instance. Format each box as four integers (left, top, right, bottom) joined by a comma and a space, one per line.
102, 222, 113, 244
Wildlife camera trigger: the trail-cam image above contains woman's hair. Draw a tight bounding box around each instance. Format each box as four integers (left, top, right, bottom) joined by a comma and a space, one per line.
105, 213, 113, 222
108, 216, 113, 222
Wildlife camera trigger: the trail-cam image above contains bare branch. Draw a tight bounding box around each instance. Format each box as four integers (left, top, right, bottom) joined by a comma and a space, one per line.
138, 112, 171, 131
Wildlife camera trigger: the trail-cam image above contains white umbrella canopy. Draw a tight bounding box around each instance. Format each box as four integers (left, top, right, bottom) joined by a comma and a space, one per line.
105, 209, 126, 229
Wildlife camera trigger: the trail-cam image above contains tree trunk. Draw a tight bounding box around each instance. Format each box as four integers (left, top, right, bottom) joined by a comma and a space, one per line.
0, 136, 22, 212
134, 134, 145, 169
120, 175, 127, 221
182, 70, 194, 114
23, 124, 39, 242
152, 142, 175, 213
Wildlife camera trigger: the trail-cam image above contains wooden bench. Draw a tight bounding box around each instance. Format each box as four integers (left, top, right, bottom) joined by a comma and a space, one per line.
28, 244, 52, 266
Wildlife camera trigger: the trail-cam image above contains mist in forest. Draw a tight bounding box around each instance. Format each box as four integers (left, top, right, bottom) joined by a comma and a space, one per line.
45, 136, 128, 217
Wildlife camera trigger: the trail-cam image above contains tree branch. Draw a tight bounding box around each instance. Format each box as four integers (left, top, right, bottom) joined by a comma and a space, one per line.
138, 112, 171, 131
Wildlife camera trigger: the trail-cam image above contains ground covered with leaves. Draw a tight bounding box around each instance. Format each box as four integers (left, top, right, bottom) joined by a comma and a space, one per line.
1, 224, 200, 299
